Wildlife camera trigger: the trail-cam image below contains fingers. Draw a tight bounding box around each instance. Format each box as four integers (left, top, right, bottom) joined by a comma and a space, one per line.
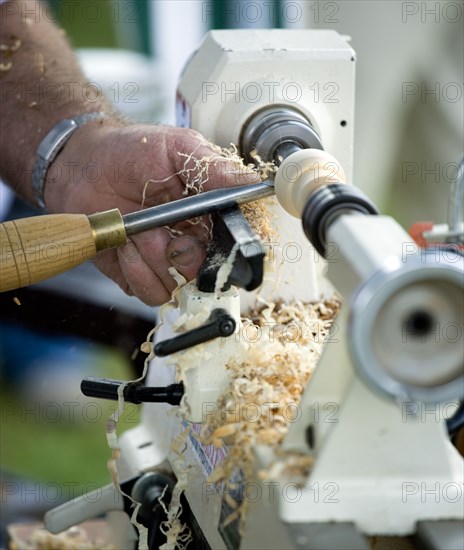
117, 242, 172, 306
94, 248, 177, 306
118, 230, 176, 305
94, 213, 211, 305
93, 250, 134, 296
93, 229, 175, 306
113, 230, 207, 306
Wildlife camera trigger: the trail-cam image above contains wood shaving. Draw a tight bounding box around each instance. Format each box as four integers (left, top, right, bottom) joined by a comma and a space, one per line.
139, 136, 275, 241
0, 62, 12, 72
155, 292, 339, 541
0, 37, 21, 53
249, 148, 278, 181
140, 138, 212, 207
158, 472, 192, 550
168, 266, 187, 287
10, 38, 21, 51
29, 101, 37, 108
164, 226, 184, 238
140, 341, 152, 354
9, 526, 114, 550
36, 52, 45, 75
214, 243, 239, 295
175, 139, 239, 197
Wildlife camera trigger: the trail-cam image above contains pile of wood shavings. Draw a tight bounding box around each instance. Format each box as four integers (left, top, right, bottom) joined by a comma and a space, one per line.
9, 526, 114, 550
240, 196, 276, 242
201, 298, 340, 526
236, 146, 277, 241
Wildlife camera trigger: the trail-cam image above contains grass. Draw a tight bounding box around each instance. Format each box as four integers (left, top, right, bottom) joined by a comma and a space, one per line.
1, 348, 140, 496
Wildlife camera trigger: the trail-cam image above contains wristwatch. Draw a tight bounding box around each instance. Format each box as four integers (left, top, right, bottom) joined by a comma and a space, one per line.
32, 112, 106, 210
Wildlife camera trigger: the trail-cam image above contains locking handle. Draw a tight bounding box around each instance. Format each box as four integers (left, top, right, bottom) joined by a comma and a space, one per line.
154, 308, 236, 357
80, 377, 184, 406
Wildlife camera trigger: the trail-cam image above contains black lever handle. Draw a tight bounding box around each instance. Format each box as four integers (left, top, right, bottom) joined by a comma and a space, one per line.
81, 377, 184, 405
154, 308, 236, 357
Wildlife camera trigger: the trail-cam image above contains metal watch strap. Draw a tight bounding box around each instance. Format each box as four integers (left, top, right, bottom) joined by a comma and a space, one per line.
32, 112, 106, 210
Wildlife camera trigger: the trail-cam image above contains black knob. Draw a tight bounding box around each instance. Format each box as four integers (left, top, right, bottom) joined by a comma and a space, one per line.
154, 308, 236, 357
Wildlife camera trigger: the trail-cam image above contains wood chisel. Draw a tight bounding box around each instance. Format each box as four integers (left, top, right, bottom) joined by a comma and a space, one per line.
0, 181, 274, 292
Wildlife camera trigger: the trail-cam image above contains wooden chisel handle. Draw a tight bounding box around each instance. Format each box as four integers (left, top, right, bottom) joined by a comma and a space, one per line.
0, 209, 126, 292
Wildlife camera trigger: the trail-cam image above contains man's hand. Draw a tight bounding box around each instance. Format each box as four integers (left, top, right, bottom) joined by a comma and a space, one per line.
44, 122, 260, 305
0, 1, 259, 304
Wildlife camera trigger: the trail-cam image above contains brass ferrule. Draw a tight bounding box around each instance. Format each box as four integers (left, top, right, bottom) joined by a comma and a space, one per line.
88, 209, 127, 251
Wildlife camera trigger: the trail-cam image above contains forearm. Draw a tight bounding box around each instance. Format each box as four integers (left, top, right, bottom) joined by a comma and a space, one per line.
0, 0, 115, 204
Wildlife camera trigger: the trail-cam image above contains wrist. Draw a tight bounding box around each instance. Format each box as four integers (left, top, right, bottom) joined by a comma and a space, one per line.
32, 112, 108, 210
43, 116, 125, 213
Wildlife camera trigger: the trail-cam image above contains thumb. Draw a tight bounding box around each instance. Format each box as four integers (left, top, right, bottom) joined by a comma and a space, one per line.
167, 236, 207, 281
